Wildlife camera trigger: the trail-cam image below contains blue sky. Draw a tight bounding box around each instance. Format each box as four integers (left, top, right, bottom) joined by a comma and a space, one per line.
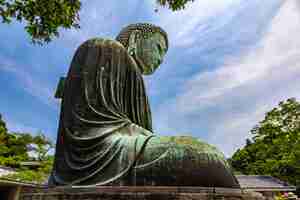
0, 0, 299, 156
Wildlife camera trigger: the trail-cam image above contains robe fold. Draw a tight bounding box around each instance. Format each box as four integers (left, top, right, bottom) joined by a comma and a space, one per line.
49, 38, 158, 186
49, 38, 240, 188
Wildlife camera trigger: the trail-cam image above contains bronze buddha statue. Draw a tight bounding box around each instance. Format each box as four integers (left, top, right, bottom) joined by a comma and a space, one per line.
49, 23, 240, 188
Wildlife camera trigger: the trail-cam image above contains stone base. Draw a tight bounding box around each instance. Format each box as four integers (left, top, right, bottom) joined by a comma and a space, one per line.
20, 186, 265, 200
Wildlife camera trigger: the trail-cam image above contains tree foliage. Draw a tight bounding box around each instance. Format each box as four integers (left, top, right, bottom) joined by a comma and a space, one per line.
231, 98, 300, 193
0, 114, 54, 183
156, 0, 195, 11
3, 156, 54, 183
0, 0, 81, 44
0, 0, 195, 44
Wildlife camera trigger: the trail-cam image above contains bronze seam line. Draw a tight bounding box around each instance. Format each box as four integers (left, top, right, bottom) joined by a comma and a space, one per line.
130, 68, 137, 124
109, 41, 121, 112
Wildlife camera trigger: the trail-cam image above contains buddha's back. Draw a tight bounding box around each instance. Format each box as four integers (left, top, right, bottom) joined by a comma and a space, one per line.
49, 24, 240, 188
49, 38, 157, 186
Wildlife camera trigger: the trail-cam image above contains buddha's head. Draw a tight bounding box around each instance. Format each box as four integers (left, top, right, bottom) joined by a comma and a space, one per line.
116, 23, 168, 75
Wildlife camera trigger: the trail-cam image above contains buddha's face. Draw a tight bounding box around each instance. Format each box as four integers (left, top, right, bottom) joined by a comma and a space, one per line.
129, 32, 168, 75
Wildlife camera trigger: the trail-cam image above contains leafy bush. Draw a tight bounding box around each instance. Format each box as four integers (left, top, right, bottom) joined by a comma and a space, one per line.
0, 114, 54, 183
231, 98, 300, 195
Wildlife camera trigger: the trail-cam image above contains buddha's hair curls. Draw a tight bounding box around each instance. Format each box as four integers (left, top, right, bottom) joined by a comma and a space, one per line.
115, 23, 169, 50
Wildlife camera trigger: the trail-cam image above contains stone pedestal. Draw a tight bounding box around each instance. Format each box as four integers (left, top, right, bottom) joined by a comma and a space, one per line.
20, 186, 265, 200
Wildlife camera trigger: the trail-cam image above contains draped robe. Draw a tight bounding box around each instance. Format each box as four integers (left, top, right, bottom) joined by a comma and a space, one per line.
49, 38, 240, 188
49, 38, 163, 186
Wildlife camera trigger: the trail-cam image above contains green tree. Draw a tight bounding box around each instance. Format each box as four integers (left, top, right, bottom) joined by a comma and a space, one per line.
3, 155, 54, 183
0, 114, 55, 182
0, 0, 81, 44
0, 115, 31, 166
0, 114, 54, 165
30, 132, 54, 161
0, 0, 195, 44
231, 98, 300, 194
156, 0, 195, 11
0, 114, 9, 157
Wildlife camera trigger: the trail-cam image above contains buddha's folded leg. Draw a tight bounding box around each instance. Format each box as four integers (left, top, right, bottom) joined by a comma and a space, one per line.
132, 136, 240, 188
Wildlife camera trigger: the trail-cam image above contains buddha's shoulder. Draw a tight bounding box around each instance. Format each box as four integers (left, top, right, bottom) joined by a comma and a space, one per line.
80, 38, 127, 52
77, 37, 138, 71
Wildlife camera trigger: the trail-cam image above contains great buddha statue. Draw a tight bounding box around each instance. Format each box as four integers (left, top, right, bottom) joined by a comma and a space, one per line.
49, 23, 240, 188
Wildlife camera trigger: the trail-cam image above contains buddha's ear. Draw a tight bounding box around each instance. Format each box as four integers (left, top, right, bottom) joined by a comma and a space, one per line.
128, 30, 140, 56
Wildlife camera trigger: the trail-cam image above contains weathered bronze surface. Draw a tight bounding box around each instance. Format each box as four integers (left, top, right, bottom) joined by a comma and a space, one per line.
49, 23, 240, 188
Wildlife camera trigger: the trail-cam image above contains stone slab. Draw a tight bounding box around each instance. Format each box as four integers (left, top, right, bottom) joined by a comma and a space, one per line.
19, 186, 265, 200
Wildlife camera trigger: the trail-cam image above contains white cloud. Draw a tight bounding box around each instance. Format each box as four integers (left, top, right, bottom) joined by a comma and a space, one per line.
59, 0, 142, 45
156, 0, 240, 47
179, 0, 300, 114
147, 0, 283, 101
1, 0, 298, 158
153, 0, 300, 156
4, 117, 39, 134
0, 57, 58, 108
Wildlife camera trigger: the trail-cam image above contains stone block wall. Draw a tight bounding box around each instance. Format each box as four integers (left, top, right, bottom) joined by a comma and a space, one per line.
19, 186, 265, 200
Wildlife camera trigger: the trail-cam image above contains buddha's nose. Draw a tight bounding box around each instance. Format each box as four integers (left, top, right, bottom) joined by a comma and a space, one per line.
156, 59, 162, 66
157, 55, 163, 65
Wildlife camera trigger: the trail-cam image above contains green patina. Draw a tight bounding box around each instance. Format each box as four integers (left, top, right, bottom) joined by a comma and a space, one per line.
49, 23, 239, 188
